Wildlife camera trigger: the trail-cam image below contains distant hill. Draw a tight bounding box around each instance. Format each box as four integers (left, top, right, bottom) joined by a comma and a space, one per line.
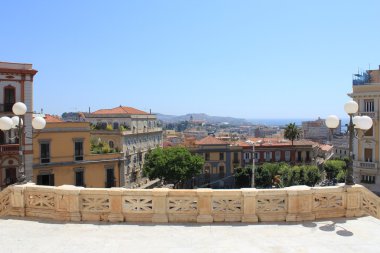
155, 113, 249, 125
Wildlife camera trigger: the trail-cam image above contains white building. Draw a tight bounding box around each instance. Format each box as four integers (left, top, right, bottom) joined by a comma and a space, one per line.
82, 106, 163, 187
0, 62, 37, 188
302, 117, 341, 141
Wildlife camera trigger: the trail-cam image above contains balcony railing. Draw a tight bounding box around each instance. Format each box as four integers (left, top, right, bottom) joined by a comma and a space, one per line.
0, 103, 14, 113
359, 111, 377, 119
354, 161, 378, 170
0, 144, 19, 155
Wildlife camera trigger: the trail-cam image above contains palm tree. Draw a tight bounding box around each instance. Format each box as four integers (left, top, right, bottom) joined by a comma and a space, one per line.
284, 123, 301, 146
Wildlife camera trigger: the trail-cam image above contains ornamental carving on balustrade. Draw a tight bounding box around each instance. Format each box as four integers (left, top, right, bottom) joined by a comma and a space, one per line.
81, 196, 110, 212
313, 194, 343, 210
167, 197, 198, 213
362, 194, 378, 217
212, 198, 242, 213
26, 193, 55, 209
0, 191, 11, 215
123, 197, 153, 213
256, 197, 287, 213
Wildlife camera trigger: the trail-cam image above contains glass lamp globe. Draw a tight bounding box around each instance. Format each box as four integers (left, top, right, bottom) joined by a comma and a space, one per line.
12, 102, 27, 116
344, 101, 359, 115
353, 116, 362, 129
325, 115, 340, 129
359, 115, 373, 130
32, 116, 46, 130
0, 116, 13, 131
11, 116, 23, 128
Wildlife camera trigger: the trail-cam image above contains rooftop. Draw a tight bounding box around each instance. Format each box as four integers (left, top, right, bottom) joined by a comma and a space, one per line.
1, 216, 379, 253
91, 106, 149, 115
195, 135, 228, 145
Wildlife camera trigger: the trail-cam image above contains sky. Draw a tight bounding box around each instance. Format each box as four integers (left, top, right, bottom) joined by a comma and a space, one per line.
1, 0, 380, 120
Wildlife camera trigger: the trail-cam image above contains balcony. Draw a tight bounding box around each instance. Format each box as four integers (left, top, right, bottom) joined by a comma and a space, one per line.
0, 144, 19, 155
0, 103, 14, 113
359, 111, 377, 119
354, 161, 378, 170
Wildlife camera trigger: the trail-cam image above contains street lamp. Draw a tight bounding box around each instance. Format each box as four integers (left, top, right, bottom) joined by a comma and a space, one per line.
246, 140, 258, 188
325, 100, 373, 185
0, 102, 46, 184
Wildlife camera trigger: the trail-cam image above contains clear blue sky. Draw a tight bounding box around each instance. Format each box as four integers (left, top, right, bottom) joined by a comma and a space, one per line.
1, 0, 380, 119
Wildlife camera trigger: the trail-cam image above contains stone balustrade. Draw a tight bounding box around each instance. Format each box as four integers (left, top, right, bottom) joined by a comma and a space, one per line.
0, 183, 379, 223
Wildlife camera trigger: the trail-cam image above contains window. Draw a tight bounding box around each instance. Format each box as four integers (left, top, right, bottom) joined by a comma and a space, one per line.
275, 151, 281, 162
3, 86, 15, 112
109, 140, 114, 149
219, 152, 224, 161
40, 142, 50, 164
113, 122, 119, 130
285, 151, 291, 162
364, 99, 375, 112
361, 175, 376, 184
364, 148, 373, 162
233, 152, 239, 163
105, 167, 115, 188
306, 151, 310, 161
264, 152, 272, 162
74, 141, 83, 161
205, 153, 210, 161
255, 152, 260, 160
75, 170, 85, 187
37, 174, 54, 186
297, 151, 302, 162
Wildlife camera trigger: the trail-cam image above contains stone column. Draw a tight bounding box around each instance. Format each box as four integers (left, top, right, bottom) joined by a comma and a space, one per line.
54, 185, 82, 222
286, 185, 315, 222
241, 188, 258, 222
108, 188, 124, 222
196, 189, 213, 223
345, 184, 364, 218
152, 188, 169, 223
10, 184, 28, 217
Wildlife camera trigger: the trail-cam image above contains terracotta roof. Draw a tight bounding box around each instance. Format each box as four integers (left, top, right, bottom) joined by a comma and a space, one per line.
45, 114, 63, 123
234, 141, 252, 148
319, 144, 333, 152
246, 137, 317, 147
195, 136, 228, 145
92, 106, 148, 115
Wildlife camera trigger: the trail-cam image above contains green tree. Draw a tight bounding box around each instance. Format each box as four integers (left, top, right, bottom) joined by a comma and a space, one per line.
143, 147, 204, 188
284, 123, 301, 146
234, 167, 251, 188
323, 160, 346, 180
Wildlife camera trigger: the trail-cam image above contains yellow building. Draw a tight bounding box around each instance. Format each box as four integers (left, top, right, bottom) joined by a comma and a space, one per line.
350, 66, 380, 194
33, 115, 124, 188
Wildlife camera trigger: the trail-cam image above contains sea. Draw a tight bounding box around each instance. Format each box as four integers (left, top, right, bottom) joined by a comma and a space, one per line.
248, 118, 350, 132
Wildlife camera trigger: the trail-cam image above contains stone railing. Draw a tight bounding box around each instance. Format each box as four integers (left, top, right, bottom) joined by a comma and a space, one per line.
0, 184, 379, 223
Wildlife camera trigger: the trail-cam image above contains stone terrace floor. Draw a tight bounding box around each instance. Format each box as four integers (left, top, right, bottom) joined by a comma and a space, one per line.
1, 216, 379, 253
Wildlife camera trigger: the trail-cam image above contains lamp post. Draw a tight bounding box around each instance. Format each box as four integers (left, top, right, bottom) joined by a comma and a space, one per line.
246, 140, 256, 188
325, 101, 373, 185
0, 102, 46, 184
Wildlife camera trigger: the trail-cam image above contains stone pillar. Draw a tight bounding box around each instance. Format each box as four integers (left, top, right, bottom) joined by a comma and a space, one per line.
345, 184, 363, 218
108, 188, 124, 222
286, 186, 315, 222
196, 189, 213, 223
54, 185, 82, 222
241, 188, 258, 222
10, 184, 27, 217
152, 188, 169, 223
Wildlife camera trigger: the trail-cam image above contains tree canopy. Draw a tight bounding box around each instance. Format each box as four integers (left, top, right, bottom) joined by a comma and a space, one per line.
284, 123, 301, 146
143, 147, 204, 188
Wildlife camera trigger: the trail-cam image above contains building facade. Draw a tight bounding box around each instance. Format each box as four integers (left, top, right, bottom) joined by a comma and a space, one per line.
83, 106, 163, 187
350, 66, 380, 194
0, 62, 37, 189
302, 117, 341, 142
33, 118, 124, 188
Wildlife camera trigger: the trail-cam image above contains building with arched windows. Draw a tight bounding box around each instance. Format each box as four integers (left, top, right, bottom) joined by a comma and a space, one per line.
0, 62, 37, 189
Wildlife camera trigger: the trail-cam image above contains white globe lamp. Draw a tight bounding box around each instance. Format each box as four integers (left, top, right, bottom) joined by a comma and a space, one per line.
32, 116, 46, 130
0, 116, 13, 131
11, 116, 23, 128
359, 115, 373, 130
353, 116, 362, 129
325, 115, 340, 129
12, 102, 27, 116
344, 101, 359, 115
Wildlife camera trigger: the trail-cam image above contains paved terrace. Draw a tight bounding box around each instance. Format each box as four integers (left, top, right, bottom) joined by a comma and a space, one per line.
1, 216, 380, 253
